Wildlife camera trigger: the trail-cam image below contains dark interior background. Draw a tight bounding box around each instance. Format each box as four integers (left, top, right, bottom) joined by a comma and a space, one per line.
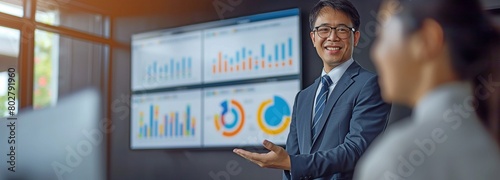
107, 0, 500, 179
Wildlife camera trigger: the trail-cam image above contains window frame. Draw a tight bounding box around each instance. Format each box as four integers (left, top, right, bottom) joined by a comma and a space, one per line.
0, 1, 124, 178
0, 0, 126, 110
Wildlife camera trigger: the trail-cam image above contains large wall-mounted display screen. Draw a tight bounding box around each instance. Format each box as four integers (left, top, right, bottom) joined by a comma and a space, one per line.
131, 9, 301, 149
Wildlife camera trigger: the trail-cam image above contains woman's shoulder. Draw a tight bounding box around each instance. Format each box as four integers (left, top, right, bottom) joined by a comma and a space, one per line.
356, 115, 500, 180
355, 118, 421, 179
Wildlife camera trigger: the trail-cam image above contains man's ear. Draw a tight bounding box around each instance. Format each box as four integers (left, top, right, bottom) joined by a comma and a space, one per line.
353, 30, 361, 46
310, 31, 316, 47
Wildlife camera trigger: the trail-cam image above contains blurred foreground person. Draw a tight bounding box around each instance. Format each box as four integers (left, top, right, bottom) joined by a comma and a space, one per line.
355, 0, 500, 179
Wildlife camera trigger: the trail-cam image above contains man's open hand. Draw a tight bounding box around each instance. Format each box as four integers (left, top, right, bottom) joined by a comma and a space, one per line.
233, 140, 291, 170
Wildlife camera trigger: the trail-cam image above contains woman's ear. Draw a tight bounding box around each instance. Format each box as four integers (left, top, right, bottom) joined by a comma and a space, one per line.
422, 19, 445, 57
421, 19, 445, 60
408, 18, 444, 62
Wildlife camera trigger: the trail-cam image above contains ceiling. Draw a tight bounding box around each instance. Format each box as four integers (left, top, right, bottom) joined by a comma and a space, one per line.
54, 0, 500, 17
52, 0, 214, 17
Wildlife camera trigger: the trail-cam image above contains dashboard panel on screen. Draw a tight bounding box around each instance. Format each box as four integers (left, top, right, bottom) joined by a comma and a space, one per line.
132, 31, 203, 90
203, 80, 299, 147
203, 15, 300, 83
130, 90, 203, 148
131, 8, 301, 149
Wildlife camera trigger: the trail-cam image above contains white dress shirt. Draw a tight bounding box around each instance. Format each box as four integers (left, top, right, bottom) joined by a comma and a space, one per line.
312, 58, 354, 118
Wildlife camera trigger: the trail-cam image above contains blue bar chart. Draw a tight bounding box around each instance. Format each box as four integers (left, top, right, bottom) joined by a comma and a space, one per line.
145, 57, 193, 82
131, 31, 202, 91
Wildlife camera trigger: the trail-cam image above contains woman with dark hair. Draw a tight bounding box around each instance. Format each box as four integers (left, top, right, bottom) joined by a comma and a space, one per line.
354, 0, 500, 179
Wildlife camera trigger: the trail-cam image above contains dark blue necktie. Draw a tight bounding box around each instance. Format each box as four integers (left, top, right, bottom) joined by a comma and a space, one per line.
312, 75, 333, 140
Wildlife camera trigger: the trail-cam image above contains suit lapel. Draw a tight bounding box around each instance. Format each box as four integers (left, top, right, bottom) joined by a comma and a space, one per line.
301, 79, 319, 154
310, 63, 360, 148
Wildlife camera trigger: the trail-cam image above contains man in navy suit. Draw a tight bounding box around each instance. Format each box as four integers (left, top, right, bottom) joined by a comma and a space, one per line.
234, 0, 390, 179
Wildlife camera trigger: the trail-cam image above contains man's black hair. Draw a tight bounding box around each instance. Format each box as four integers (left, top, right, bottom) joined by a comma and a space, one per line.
309, 0, 361, 31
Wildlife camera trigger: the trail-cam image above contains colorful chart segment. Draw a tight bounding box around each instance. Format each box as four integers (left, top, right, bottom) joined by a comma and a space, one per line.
138, 105, 196, 139
257, 96, 291, 135
211, 38, 294, 74
214, 100, 245, 137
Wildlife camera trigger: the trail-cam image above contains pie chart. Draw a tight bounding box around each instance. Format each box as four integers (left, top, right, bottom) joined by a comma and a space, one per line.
257, 95, 291, 135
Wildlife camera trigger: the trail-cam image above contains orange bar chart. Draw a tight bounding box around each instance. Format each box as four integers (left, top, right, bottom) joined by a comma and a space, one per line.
211, 37, 294, 75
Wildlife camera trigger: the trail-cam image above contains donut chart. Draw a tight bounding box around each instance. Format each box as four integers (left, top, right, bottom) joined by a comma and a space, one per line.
214, 99, 245, 137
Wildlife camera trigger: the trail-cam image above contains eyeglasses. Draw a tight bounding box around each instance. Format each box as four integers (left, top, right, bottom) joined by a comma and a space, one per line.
313, 25, 355, 39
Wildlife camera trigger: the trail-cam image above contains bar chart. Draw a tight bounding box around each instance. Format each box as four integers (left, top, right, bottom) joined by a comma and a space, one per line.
210, 38, 294, 75
137, 105, 196, 139
203, 16, 300, 83
130, 89, 202, 149
145, 57, 193, 82
131, 31, 202, 91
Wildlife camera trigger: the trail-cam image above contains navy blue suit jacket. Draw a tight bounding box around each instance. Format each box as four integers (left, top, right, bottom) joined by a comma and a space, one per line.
284, 62, 390, 180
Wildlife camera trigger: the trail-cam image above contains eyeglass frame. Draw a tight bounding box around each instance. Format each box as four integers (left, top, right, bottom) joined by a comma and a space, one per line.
312, 25, 356, 39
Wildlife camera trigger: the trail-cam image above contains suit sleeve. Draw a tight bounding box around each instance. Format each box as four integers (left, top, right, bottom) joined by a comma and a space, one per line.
289, 75, 391, 179
283, 91, 302, 180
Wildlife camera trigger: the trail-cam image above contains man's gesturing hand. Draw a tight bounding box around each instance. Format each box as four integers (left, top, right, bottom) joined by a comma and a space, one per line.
233, 140, 291, 170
